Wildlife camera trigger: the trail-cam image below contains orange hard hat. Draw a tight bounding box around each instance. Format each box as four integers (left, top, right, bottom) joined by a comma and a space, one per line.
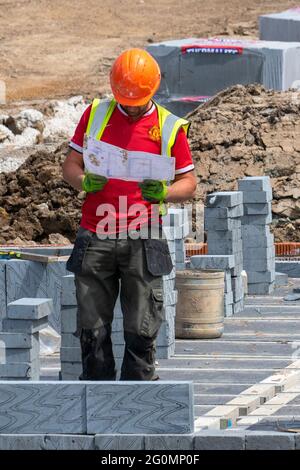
110, 48, 161, 106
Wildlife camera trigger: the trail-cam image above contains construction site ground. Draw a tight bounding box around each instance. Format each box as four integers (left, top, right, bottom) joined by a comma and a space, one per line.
1, 0, 298, 103
40, 277, 300, 435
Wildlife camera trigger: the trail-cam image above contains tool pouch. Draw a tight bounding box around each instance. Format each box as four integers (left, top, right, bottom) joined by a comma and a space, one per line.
66, 227, 94, 274
143, 239, 173, 276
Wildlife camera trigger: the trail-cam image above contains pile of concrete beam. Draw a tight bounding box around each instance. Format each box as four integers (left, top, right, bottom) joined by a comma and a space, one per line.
60, 275, 82, 380
147, 38, 300, 105
199, 191, 245, 316
260, 8, 300, 42
0, 256, 69, 333
0, 298, 51, 380
238, 177, 275, 295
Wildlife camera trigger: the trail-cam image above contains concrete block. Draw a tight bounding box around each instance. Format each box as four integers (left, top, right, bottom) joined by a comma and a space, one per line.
155, 343, 175, 358
163, 279, 176, 294
157, 321, 175, 346
164, 208, 189, 228
206, 191, 243, 208
61, 361, 82, 375
0, 263, 6, 322
247, 270, 275, 284
245, 431, 295, 450
5, 347, 38, 363
241, 224, 271, 239
86, 381, 194, 434
238, 176, 272, 192
163, 225, 189, 240
243, 245, 275, 260
0, 434, 95, 450
60, 347, 81, 363
61, 307, 77, 333
224, 292, 233, 305
230, 264, 243, 277
7, 298, 53, 320
0, 382, 86, 433
176, 262, 186, 270
204, 205, 244, 219
0, 332, 34, 349
61, 371, 81, 381
243, 257, 275, 272
233, 300, 244, 314
207, 227, 242, 243
242, 233, 274, 249
61, 333, 80, 348
112, 344, 125, 358
145, 434, 194, 450
163, 290, 178, 306
194, 431, 245, 450
224, 304, 233, 317
0, 362, 39, 379
61, 275, 76, 306
241, 214, 272, 225
205, 217, 241, 231
163, 267, 176, 280
247, 282, 275, 295
190, 255, 235, 270
95, 434, 145, 450
112, 318, 123, 332
46, 260, 68, 332
2, 318, 48, 333
275, 261, 300, 278
241, 190, 272, 203
244, 202, 272, 215
111, 331, 125, 345
5, 260, 47, 304
208, 238, 243, 256
275, 272, 288, 287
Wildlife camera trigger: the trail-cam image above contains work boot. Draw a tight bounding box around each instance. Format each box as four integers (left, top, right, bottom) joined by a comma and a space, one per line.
80, 325, 116, 380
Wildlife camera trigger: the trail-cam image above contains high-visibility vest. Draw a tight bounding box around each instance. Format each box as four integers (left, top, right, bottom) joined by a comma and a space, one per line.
86, 98, 190, 156
85, 98, 190, 214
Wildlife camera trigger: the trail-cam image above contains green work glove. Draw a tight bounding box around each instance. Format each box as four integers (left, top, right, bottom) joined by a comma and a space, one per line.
139, 179, 168, 203
82, 172, 108, 193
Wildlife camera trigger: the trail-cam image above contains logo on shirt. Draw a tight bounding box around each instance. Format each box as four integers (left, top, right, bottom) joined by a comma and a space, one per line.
148, 125, 161, 142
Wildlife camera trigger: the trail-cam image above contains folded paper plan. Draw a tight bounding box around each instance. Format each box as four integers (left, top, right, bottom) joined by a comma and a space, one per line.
83, 137, 175, 182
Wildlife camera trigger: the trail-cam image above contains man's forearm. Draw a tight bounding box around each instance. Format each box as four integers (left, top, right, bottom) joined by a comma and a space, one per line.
165, 176, 196, 203
62, 150, 85, 191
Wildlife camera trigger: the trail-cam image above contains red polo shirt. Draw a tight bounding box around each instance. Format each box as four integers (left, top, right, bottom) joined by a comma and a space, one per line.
69, 102, 194, 234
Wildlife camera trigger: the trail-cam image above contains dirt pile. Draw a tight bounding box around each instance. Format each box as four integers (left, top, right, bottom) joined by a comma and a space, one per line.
0, 142, 82, 244
0, 84, 299, 244
188, 84, 300, 241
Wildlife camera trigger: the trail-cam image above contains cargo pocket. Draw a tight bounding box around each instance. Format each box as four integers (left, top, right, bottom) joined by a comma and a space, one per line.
143, 239, 173, 276
66, 228, 94, 274
140, 288, 164, 338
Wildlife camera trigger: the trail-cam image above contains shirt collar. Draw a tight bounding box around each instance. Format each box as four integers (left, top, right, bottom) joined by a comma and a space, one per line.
117, 102, 156, 117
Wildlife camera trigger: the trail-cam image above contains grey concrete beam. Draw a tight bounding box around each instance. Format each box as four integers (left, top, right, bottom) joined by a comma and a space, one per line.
86, 381, 194, 434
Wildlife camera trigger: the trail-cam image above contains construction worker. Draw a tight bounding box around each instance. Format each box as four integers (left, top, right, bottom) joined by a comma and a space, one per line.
63, 48, 196, 381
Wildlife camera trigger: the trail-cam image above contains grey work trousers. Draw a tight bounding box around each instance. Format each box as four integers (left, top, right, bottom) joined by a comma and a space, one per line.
72, 228, 166, 381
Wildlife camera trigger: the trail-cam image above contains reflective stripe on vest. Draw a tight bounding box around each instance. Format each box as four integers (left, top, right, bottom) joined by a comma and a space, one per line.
86, 98, 190, 158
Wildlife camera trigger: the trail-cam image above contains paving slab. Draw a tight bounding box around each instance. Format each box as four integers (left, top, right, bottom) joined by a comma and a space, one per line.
86, 382, 194, 434
0, 382, 86, 434
0, 434, 95, 450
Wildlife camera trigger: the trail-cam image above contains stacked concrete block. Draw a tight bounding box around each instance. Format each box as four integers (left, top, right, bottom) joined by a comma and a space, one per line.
3, 258, 68, 333
205, 191, 245, 316
260, 8, 300, 43
0, 261, 6, 327
238, 177, 275, 295
60, 275, 82, 380
0, 298, 51, 380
